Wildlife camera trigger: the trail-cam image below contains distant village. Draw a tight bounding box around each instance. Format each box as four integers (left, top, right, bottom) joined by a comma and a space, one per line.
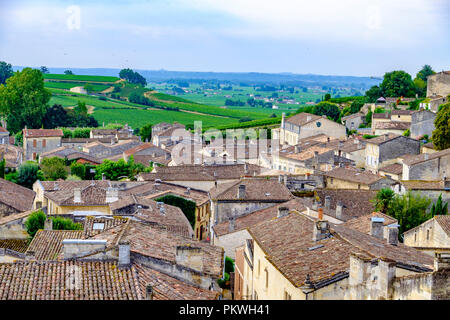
0, 71, 449, 300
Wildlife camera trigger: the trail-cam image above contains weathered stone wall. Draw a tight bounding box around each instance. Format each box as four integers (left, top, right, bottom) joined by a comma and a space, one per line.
0, 216, 29, 239
427, 72, 450, 97
379, 137, 420, 163
410, 110, 436, 139
213, 201, 275, 224
406, 154, 450, 180
0, 203, 20, 217
24, 137, 61, 160
213, 229, 251, 260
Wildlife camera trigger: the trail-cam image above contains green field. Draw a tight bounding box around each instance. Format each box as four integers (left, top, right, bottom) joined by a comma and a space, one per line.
44, 74, 119, 83
45, 81, 111, 92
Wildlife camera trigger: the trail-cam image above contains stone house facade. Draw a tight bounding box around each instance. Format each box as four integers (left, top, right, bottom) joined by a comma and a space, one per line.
402, 148, 450, 181
23, 128, 63, 161
410, 109, 436, 139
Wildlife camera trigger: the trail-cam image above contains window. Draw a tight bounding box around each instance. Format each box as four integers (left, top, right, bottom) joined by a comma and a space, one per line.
330, 178, 334, 184
32, 152, 37, 160
42, 139, 46, 147
33, 139, 37, 147
414, 233, 417, 243
427, 229, 430, 240
265, 268, 269, 288
358, 184, 361, 189
284, 291, 292, 300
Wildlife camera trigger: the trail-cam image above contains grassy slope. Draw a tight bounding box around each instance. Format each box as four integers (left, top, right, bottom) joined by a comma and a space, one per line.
44, 74, 119, 82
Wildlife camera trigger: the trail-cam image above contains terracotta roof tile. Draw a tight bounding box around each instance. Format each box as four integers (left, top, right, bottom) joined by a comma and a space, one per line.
0, 178, 36, 213
324, 167, 386, 185
342, 212, 398, 234
434, 215, 450, 237
23, 129, 63, 138
285, 113, 321, 126
374, 121, 410, 130
0, 261, 141, 300
379, 163, 403, 175
0, 239, 29, 253
402, 148, 450, 166
26, 230, 83, 261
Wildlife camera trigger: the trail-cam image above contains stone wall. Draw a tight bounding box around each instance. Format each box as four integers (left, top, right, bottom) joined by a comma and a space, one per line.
379, 137, 420, 163
406, 154, 450, 180
427, 72, 450, 97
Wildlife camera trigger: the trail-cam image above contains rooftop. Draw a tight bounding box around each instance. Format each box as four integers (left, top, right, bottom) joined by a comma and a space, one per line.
402, 148, 450, 166
23, 128, 63, 138
0, 178, 36, 213
324, 167, 386, 185
285, 112, 321, 126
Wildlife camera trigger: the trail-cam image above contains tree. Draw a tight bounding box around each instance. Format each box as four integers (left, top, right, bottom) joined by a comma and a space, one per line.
40, 66, 49, 74
386, 191, 431, 237
431, 102, 450, 150
70, 162, 86, 179
312, 101, 340, 122
416, 65, 435, 82
403, 128, 410, 137
40, 157, 68, 181
0, 158, 5, 179
365, 85, 383, 103
324, 93, 331, 101
64, 70, 74, 75
25, 210, 46, 238
139, 124, 152, 142
380, 71, 416, 97
66, 174, 82, 181
50, 216, 83, 231
430, 194, 448, 216
0, 61, 14, 85
0, 68, 51, 133
119, 68, 147, 86
17, 161, 44, 189
95, 159, 131, 180
372, 188, 395, 213
43, 104, 68, 128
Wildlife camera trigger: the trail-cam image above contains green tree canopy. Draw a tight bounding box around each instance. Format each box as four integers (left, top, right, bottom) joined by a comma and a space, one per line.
43, 104, 68, 128
119, 68, 147, 86
416, 64, 435, 82
365, 85, 383, 103
70, 162, 86, 179
40, 66, 49, 74
17, 161, 44, 189
312, 101, 340, 122
430, 194, 448, 216
40, 157, 68, 181
64, 70, 73, 75
0, 68, 51, 133
372, 188, 395, 213
431, 102, 450, 150
0, 61, 14, 85
380, 70, 416, 98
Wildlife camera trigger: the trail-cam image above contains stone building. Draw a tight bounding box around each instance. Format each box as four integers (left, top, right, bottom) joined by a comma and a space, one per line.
122, 142, 171, 166
0, 178, 35, 217
274, 112, 346, 146
427, 71, 450, 98
237, 209, 447, 300
0, 127, 9, 145
0, 144, 23, 170
82, 139, 142, 159
208, 177, 293, 228
23, 128, 63, 161
401, 148, 450, 181
403, 215, 450, 256
341, 113, 365, 131
324, 167, 395, 190
364, 134, 420, 173
410, 109, 436, 139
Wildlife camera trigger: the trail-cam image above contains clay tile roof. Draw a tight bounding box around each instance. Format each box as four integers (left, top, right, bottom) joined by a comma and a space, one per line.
342, 212, 398, 234
0, 239, 29, 253
284, 146, 333, 161
313, 189, 377, 221
434, 215, 450, 237
285, 112, 321, 126
0, 261, 142, 300
0, 144, 23, 168
401, 180, 446, 190
26, 230, 83, 261
392, 110, 414, 115
341, 113, 364, 121
23, 129, 63, 138
324, 167, 385, 185
365, 133, 401, 145
89, 221, 224, 278
209, 178, 293, 202
213, 198, 305, 236
402, 148, 450, 166
248, 212, 433, 288
91, 129, 117, 135
123, 142, 161, 156
378, 163, 403, 175
82, 216, 129, 237
374, 121, 411, 130
0, 127, 7, 133
422, 142, 434, 149
373, 113, 391, 119
134, 263, 219, 300
0, 178, 36, 213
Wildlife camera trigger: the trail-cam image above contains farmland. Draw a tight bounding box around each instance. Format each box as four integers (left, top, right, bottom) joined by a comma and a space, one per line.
44, 74, 119, 83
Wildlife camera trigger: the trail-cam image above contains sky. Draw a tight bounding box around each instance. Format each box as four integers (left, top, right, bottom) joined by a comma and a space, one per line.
0, 0, 449, 77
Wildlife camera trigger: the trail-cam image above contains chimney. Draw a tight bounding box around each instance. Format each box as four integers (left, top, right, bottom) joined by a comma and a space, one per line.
370, 216, 385, 240
44, 218, 53, 231
159, 204, 166, 215
294, 145, 300, 153
73, 188, 81, 203
312, 200, 318, 210
237, 184, 245, 199
244, 163, 248, 174
335, 201, 343, 220
318, 207, 324, 220
165, 152, 170, 160
306, 115, 312, 122
118, 240, 130, 268
327, 137, 330, 142
278, 175, 283, 183
283, 175, 287, 185
384, 224, 399, 245
152, 152, 157, 157
313, 219, 330, 241
228, 216, 236, 233
338, 141, 343, 149
324, 196, 331, 210
424, 153, 429, 160
145, 285, 153, 300
185, 187, 190, 195
277, 207, 289, 218
378, 258, 396, 299
434, 252, 450, 271
25, 250, 35, 261
105, 187, 119, 203
314, 151, 319, 158
281, 112, 286, 129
